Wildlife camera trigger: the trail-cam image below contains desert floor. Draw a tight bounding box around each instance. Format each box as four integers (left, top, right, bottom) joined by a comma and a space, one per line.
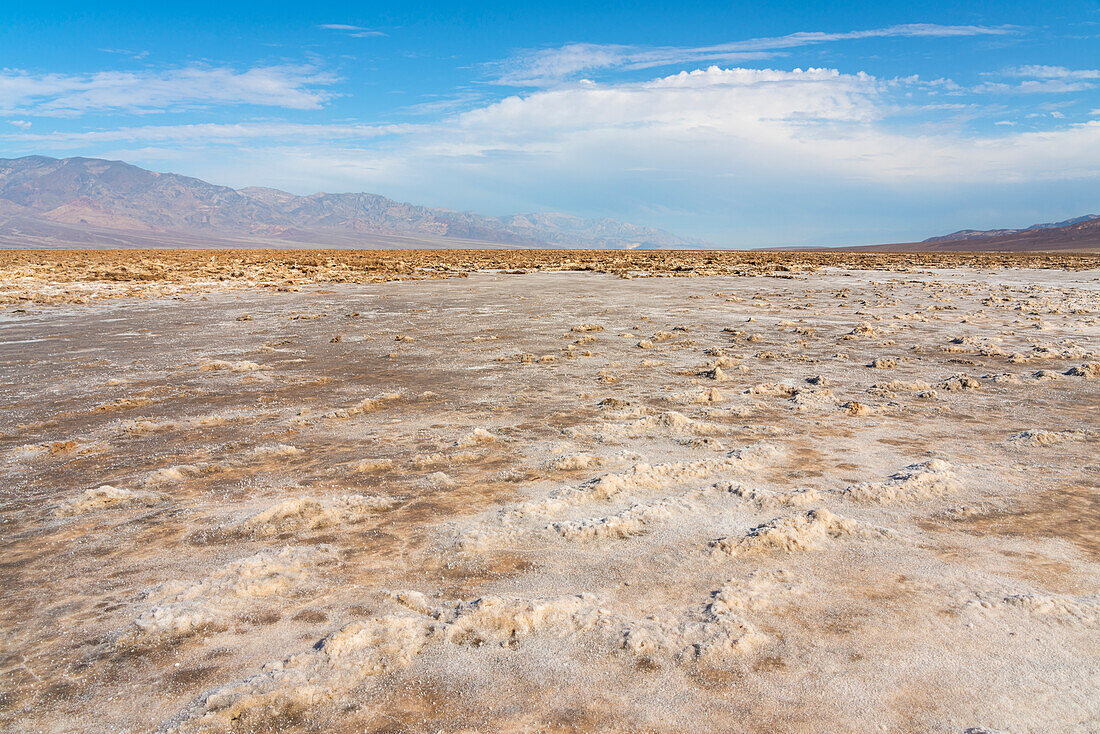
1, 254, 1098, 733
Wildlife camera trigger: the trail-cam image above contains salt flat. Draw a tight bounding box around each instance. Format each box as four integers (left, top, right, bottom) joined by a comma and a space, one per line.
1, 262, 1098, 733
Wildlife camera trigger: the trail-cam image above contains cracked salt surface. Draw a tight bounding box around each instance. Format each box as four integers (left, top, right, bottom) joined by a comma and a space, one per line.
2, 264, 1098, 732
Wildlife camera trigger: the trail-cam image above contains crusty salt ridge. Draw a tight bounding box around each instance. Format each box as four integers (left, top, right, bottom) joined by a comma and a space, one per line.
220, 494, 396, 538
164, 575, 790, 732
709, 508, 884, 555
198, 359, 266, 373
841, 458, 963, 503
119, 546, 334, 645
2, 261, 1099, 733
56, 484, 160, 515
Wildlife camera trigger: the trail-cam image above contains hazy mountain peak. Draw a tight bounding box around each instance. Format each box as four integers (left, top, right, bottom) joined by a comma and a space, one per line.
925, 214, 1100, 242
0, 155, 706, 249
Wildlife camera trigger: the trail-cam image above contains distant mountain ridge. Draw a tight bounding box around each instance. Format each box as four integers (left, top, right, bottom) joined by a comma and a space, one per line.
0, 156, 706, 249
924, 214, 1100, 242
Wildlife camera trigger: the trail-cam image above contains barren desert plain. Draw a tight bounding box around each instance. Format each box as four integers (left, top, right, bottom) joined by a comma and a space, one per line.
1, 248, 1098, 733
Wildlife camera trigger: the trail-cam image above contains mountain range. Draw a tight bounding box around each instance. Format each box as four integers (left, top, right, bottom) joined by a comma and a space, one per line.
0, 156, 706, 250
0, 155, 1096, 251
923, 215, 1100, 243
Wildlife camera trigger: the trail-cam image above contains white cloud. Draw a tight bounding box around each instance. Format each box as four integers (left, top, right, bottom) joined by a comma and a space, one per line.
318, 24, 387, 38
0, 65, 338, 116
8, 119, 31, 128
439, 68, 1100, 185
0, 121, 409, 146
491, 24, 1018, 85
476, 67, 878, 126
98, 48, 150, 60
1004, 65, 1100, 80
976, 80, 1096, 94
8, 62, 1097, 245
176, 65, 1095, 199
28, 64, 1099, 193
977, 66, 1100, 94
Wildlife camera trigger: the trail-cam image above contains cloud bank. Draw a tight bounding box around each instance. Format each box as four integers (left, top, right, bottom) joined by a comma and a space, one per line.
489, 24, 1019, 86
0, 65, 337, 116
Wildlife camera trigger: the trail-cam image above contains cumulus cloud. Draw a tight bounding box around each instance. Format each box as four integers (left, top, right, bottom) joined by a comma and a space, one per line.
144, 65, 1097, 207
461, 67, 882, 134
0, 65, 338, 116
369, 65, 1097, 186
490, 24, 1018, 85
22, 64, 1097, 193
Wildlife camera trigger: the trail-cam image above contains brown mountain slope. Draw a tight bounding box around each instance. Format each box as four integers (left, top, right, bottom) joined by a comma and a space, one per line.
851, 217, 1100, 252
0, 156, 704, 249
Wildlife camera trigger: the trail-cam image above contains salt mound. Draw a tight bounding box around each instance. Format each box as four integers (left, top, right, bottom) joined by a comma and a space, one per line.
1008, 429, 1090, 447
144, 464, 210, 486
704, 366, 731, 381
353, 458, 395, 473
454, 428, 498, 448
249, 444, 303, 458
199, 360, 265, 372
1065, 362, 1100, 379
1001, 594, 1098, 626
719, 482, 824, 508
167, 593, 605, 732
868, 379, 933, 394
710, 509, 869, 556
226, 494, 394, 537
9, 444, 48, 462
413, 593, 605, 644
939, 374, 982, 391
319, 391, 404, 420
695, 387, 721, 404
840, 401, 871, 416
57, 485, 159, 515
566, 411, 739, 442
967, 592, 1099, 628
788, 387, 839, 411
985, 373, 1022, 384
1029, 369, 1062, 382
544, 453, 604, 471
620, 576, 780, 663
699, 406, 755, 420
746, 383, 797, 397
410, 450, 481, 469
550, 498, 693, 541
504, 448, 778, 521
171, 577, 786, 732
683, 436, 725, 450
120, 413, 240, 435
120, 418, 182, 434
843, 459, 960, 503
423, 471, 456, 487
120, 546, 329, 645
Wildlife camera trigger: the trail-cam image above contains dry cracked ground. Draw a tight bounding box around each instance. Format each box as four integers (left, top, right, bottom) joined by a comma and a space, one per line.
1, 254, 1098, 733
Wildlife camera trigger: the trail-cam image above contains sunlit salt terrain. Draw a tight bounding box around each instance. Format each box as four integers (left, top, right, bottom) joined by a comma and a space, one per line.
2, 263, 1098, 733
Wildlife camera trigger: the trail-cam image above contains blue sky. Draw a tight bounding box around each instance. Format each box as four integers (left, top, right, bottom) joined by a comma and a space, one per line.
1, 0, 1098, 246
